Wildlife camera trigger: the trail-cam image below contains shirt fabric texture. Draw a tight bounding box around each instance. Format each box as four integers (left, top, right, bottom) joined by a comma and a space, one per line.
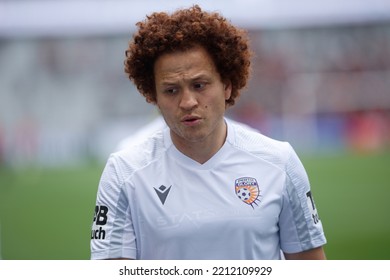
90, 119, 327, 259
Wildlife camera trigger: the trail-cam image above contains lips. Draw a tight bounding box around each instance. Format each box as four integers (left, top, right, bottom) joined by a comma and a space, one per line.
181, 115, 201, 126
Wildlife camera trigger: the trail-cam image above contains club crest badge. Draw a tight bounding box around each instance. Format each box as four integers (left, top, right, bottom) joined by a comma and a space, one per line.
235, 177, 260, 208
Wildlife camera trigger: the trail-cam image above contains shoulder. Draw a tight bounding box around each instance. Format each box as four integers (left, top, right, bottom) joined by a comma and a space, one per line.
227, 119, 295, 170
115, 117, 166, 152
106, 129, 167, 183
229, 121, 310, 197
228, 121, 311, 193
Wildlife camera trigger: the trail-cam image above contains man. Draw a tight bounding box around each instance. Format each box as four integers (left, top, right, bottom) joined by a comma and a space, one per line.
91, 5, 326, 260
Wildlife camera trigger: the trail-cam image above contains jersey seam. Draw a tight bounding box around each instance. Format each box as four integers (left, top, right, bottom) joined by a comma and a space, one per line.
228, 141, 288, 174
283, 150, 317, 251
113, 145, 169, 189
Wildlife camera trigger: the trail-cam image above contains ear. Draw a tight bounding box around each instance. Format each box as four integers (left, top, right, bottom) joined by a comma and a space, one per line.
223, 80, 232, 101
146, 94, 157, 105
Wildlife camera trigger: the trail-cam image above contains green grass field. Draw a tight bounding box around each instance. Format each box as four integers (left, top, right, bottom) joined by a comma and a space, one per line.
0, 152, 389, 260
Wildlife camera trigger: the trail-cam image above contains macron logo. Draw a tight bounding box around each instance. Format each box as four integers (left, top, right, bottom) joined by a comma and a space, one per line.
154, 185, 172, 205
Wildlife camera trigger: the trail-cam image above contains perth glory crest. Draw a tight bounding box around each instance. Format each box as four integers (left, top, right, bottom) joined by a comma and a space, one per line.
235, 177, 260, 208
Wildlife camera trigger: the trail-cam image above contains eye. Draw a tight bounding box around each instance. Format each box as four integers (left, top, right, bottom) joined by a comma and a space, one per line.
164, 87, 178, 95
193, 82, 206, 91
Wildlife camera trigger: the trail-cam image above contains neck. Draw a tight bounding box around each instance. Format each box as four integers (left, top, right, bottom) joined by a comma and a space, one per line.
171, 120, 227, 164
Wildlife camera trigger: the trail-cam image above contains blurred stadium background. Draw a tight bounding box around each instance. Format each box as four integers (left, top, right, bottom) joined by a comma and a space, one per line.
0, 0, 389, 259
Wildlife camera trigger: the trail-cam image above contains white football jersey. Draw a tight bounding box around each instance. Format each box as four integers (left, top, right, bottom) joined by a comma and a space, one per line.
91, 119, 326, 259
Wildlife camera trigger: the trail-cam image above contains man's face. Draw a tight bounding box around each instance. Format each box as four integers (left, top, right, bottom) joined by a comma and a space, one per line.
154, 45, 232, 149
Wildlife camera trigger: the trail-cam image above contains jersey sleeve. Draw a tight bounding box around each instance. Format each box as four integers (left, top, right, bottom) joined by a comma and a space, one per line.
278, 144, 327, 253
90, 154, 137, 259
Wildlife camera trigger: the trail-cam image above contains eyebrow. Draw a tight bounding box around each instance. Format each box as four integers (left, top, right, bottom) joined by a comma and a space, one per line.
160, 73, 211, 85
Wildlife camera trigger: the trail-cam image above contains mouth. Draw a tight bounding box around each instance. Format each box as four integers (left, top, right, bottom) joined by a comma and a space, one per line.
181, 115, 201, 126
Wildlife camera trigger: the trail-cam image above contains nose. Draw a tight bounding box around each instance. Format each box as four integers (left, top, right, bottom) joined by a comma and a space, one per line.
179, 88, 198, 111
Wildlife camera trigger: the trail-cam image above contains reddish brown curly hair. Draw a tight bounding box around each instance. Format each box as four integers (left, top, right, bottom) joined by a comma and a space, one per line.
124, 5, 252, 106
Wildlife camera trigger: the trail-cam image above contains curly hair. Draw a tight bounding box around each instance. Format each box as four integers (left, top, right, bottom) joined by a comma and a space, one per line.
124, 5, 252, 106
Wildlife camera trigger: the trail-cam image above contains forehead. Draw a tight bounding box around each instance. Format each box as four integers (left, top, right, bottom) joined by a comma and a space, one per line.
154, 45, 218, 81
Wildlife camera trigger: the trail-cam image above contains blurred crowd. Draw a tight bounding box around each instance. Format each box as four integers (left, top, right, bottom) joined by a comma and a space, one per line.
1, 23, 389, 167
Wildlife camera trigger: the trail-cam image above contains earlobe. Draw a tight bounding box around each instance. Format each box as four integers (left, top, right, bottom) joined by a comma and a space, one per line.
146, 95, 157, 104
